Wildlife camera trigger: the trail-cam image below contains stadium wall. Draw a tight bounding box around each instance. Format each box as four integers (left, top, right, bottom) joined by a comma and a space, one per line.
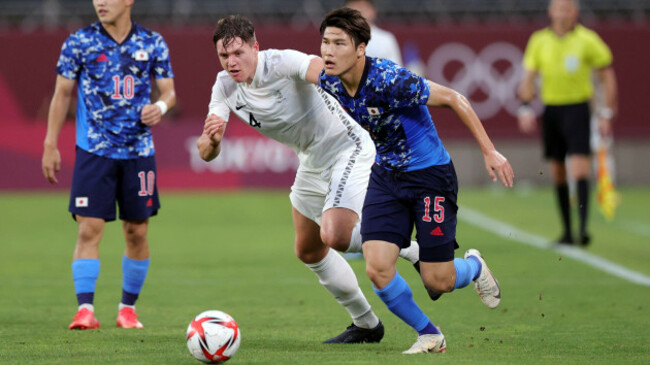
1, 23, 648, 191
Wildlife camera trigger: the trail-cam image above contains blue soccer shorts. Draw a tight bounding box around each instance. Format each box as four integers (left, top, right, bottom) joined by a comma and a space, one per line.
69, 147, 160, 222
361, 162, 460, 263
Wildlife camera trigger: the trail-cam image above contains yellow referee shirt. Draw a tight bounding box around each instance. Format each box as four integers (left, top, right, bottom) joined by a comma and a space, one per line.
522, 24, 613, 106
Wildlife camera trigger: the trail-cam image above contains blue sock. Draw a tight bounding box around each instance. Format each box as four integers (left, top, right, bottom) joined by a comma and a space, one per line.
72, 259, 100, 305
373, 271, 437, 333
453, 257, 482, 290
121, 256, 150, 305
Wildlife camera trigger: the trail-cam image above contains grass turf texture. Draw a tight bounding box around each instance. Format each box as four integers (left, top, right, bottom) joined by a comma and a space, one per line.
0, 188, 649, 364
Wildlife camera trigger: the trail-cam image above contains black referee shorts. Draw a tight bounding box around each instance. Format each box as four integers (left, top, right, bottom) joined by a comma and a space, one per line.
541, 102, 591, 161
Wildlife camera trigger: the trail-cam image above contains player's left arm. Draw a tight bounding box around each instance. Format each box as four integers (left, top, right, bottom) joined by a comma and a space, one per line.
426, 80, 514, 187
594, 66, 618, 137
141, 77, 176, 126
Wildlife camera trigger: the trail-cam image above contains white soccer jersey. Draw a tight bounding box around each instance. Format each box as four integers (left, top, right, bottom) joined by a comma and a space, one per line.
209, 49, 369, 171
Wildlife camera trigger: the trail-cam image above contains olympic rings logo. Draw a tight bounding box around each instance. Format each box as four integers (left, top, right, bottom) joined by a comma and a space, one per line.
426, 42, 525, 119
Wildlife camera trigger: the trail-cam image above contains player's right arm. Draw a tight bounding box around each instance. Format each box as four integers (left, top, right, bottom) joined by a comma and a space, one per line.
197, 114, 228, 162
516, 68, 538, 134
42, 75, 76, 184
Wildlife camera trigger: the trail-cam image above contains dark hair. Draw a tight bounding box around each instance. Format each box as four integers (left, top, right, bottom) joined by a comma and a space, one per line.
212, 15, 257, 49
320, 7, 371, 48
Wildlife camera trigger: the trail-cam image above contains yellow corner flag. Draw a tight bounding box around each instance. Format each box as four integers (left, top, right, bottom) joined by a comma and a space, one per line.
596, 140, 620, 220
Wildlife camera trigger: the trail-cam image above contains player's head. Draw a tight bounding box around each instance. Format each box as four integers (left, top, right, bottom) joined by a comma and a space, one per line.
344, 0, 377, 24
320, 7, 370, 77
548, 0, 579, 28
93, 0, 133, 25
212, 15, 260, 84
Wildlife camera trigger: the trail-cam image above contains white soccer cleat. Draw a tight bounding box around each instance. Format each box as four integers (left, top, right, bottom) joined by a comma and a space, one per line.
402, 333, 447, 354
464, 249, 501, 309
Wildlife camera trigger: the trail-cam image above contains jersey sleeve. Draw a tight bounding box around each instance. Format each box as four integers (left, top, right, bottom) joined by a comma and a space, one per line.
55, 33, 82, 80
585, 30, 613, 69
274, 49, 316, 81
152, 33, 174, 79
208, 76, 231, 122
522, 31, 541, 71
383, 65, 430, 108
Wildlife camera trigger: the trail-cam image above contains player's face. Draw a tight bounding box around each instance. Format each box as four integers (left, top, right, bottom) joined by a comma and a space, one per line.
548, 0, 578, 29
93, 0, 132, 24
321, 27, 365, 77
216, 37, 259, 84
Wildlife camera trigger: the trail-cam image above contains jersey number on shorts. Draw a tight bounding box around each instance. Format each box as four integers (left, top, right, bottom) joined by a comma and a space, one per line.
249, 113, 261, 128
422, 196, 445, 223
137, 171, 155, 196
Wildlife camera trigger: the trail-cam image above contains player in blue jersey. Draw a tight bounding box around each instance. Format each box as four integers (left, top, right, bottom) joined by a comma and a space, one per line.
41, 0, 176, 330
318, 8, 514, 353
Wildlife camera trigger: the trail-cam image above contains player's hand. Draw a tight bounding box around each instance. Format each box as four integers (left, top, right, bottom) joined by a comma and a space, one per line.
141, 104, 162, 126
42, 144, 61, 184
517, 106, 536, 134
598, 117, 613, 138
484, 150, 514, 188
203, 114, 226, 145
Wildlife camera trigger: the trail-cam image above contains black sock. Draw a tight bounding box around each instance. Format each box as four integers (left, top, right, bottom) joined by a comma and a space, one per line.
577, 179, 589, 236
77, 292, 94, 306
121, 290, 139, 306
556, 183, 572, 239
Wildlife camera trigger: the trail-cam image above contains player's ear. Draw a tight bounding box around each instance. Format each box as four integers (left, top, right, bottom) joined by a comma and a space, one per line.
252, 41, 260, 53
356, 42, 366, 58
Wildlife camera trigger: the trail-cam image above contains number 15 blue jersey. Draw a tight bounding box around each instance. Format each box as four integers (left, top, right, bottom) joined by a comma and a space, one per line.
56, 22, 174, 159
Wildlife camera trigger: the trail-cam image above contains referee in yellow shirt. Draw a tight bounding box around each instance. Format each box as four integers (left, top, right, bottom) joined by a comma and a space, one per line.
517, 0, 618, 246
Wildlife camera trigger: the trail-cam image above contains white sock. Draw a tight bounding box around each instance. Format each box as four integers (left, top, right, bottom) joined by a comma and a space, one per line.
79, 303, 94, 312
306, 249, 379, 329
345, 222, 363, 253
118, 303, 135, 311
399, 240, 420, 264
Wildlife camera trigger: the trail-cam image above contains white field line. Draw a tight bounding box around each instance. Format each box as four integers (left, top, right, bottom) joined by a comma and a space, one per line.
459, 206, 650, 287
616, 220, 650, 238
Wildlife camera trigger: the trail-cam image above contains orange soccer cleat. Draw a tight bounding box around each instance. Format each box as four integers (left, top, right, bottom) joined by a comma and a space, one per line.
116, 307, 144, 329
69, 308, 100, 330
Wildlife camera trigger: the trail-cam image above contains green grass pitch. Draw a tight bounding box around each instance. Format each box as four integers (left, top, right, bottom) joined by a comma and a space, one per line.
0, 187, 649, 364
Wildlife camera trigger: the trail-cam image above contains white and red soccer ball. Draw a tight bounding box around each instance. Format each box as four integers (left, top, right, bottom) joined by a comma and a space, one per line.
186, 310, 241, 363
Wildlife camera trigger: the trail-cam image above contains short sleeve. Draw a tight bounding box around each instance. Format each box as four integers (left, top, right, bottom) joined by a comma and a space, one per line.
383, 66, 430, 109
522, 32, 540, 71
55, 33, 82, 80
271, 49, 315, 81
208, 76, 231, 122
586, 31, 613, 69
152, 33, 174, 79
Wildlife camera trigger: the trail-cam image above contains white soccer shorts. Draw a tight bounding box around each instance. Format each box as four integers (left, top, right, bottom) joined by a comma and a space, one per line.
290, 142, 375, 226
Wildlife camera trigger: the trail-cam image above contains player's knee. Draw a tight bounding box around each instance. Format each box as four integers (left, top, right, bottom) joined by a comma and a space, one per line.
294, 240, 327, 264
123, 220, 148, 243
320, 229, 349, 252
77, 220, 103, 246
365, 262, 394, 288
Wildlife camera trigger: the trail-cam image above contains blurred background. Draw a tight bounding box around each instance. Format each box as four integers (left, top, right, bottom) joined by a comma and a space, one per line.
1, 0, 649, 191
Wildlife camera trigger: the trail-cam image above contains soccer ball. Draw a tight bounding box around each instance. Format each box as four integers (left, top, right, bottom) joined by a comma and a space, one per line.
186, 310, 241, 363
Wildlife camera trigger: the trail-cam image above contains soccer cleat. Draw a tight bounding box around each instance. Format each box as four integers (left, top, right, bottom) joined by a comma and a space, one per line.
402, 333, 447, 354
555, 234, 574, 245
116, 307, 144, 329
464, 249, 501, 309
69, 308, 100, 330
412, 261, 443, 301
579, 232, 591, 247
323, 321, 384, 344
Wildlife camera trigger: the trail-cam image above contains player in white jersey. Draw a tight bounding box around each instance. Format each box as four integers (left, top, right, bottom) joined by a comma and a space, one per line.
197, 15, 419, 344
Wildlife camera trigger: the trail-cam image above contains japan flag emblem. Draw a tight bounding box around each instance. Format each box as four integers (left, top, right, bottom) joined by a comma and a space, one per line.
75, 197, 89, 208
367, 107, 380, 116
134, 50, 149, 61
